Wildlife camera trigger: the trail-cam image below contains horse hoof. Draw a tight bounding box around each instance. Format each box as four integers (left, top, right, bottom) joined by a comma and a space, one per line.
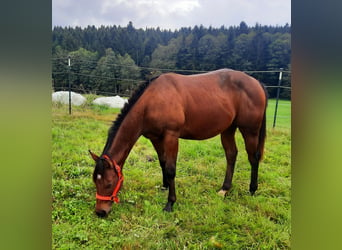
163, 202, 173, 212
163, 207, 172, 212
249, 185, 257, 195
217, 189, 228, 197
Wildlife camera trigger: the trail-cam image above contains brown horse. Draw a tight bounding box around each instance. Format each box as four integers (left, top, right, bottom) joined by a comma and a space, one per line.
89, 69, 267, 217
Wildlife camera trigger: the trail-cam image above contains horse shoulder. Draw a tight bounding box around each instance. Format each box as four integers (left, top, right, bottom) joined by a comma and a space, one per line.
140, 79, 185, 137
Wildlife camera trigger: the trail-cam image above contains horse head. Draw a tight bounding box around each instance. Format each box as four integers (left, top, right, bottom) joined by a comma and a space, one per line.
89, 150, 124, 217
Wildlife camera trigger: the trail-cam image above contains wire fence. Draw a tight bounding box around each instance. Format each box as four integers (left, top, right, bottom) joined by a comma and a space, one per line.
52, 60, 291, 129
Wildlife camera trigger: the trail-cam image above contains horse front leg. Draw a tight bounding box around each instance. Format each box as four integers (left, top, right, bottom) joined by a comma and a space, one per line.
151, 139, 168, 190
161, 132, 179, 212
163, 162, 176, 212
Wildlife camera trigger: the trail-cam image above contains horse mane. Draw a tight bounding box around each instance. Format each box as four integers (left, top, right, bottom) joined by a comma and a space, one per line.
102, 76, 160, 154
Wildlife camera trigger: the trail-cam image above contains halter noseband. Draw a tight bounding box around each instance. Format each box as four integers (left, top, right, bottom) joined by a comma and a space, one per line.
96, 154, 124, 203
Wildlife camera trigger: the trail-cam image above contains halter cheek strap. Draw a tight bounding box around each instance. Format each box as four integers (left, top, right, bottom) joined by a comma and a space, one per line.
96, 154, 124, 203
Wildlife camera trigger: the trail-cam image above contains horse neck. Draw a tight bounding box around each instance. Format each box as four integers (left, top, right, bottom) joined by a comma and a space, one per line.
106, 110, 143, 167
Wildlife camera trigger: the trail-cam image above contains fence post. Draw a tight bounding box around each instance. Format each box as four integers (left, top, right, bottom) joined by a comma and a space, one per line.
68, 56, 71, 115
272, 68, 283, 128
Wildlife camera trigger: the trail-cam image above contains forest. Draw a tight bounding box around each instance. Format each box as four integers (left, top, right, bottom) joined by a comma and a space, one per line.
52, 21, 291, 99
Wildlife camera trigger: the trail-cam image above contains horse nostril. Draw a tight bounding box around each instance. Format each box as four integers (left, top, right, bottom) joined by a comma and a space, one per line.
95, 210, 107, 218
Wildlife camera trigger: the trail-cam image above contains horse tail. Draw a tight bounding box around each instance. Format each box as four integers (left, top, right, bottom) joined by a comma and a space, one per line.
257, 83, 268, 161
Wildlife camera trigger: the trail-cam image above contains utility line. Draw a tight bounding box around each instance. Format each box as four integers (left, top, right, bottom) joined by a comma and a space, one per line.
52, 57, 291, 74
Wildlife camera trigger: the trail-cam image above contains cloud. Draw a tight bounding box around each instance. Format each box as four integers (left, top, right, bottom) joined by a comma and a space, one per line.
100, 0, 200, 15
52, 0, 290, 29
95, 0, 201, 29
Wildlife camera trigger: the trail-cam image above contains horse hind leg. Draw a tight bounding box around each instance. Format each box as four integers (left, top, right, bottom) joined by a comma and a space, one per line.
218, 126, 238, 197
239, 127, 261, 195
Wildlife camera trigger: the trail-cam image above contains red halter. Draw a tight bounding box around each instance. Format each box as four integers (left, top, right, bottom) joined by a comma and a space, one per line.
96, 154, 124, 203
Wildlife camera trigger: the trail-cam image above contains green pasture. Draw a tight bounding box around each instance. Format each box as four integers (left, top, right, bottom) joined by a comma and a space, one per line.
266, 99, 291, 129
52, 98, 291, 249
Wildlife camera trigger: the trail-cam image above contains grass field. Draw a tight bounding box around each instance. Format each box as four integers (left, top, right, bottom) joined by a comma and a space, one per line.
52, 97, 291, 249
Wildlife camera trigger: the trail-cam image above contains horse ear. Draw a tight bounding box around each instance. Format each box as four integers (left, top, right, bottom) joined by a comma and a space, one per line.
89, 150, 99, 162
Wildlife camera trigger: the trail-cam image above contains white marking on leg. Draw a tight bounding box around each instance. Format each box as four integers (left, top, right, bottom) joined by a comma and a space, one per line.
217, 189, 228, 197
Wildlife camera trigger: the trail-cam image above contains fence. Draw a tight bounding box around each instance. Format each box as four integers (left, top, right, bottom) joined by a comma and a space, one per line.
52, 58, 291, 128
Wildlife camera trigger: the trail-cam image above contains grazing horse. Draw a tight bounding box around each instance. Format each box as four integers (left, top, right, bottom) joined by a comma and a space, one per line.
89, 69, 267, 217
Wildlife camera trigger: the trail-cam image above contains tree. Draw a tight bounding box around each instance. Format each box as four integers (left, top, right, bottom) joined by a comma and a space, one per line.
92, 48, 117, 94
232, 33, 253, 70
52, 46, 69, 90
176, 34, 196, 70
52, 23, 291, 99
238, 21, 249, 35
91, 48, 140, 95
150, 36, 183, 70
197, 34, 225, 70
267, 33, 291, 70
69, 47, 98, 92
116, 53, 140, 94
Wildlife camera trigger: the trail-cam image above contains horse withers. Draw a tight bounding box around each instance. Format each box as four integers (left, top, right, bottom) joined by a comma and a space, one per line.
89, 69, 267, 217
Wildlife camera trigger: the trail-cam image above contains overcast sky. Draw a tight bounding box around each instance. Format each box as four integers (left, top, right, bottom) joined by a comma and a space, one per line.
52, 0, 291, 30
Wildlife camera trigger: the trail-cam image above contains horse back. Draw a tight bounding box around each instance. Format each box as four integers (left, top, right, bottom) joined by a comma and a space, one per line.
140, 69, 267, 139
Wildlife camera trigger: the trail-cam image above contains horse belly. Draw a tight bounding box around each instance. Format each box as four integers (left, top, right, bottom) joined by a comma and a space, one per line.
180, 108, 234, 140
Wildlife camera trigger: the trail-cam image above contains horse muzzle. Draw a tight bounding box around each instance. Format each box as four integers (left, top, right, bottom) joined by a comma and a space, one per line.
95, 200, 112, 217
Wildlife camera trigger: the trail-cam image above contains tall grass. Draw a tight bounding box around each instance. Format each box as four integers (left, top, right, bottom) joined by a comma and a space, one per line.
52, 98, 291, 249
